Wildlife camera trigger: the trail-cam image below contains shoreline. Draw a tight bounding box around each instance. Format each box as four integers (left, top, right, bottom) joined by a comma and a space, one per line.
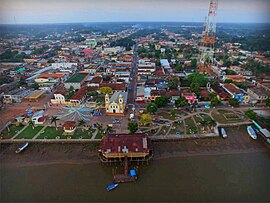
1, 149, 268, 169
1, 137, 269, 168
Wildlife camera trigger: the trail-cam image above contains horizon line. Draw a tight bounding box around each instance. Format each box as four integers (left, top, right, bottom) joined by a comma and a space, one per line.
1, 21, 270, 26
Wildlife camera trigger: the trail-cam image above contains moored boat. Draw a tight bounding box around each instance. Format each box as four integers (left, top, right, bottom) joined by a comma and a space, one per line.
247, 126, 257, 140
106, 183, 119, 191
220, 128, 227, 138
15, 142, 29, 154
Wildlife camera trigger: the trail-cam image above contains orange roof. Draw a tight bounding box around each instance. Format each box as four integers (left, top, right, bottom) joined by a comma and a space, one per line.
38, 73, 65, 79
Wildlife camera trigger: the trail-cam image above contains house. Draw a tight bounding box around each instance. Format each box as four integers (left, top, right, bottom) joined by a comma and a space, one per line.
35, 73, 66, 87
210, 85, 231, 101
69, 86, 88, 106
31, 110, 46, 125
64, 73, 89, 90
247, 87, 270, 103
181, 88, 196, 104
222, 75, 245, 83
105, 92, 127, 116
84, 65, 98, 75
63, 121, 77, 134
50, 90, 67, 105
221, 83, 244, 103
3, 88, 33, 103
100, 83, 127, 92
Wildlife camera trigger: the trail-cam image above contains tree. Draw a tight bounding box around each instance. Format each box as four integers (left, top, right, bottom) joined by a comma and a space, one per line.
128, 122, 138, 134
78, 120, 86, 132
88, 91, 98, 97
188, 73, 207, 87
105, 125, 113, 135
170, 110, 176, 117
175, 64, 183, 72
244, 109, 257, 120
224, 79, 233, 83
190, 82, 200, 96
210, 97, 220, 107
30, 82, 39, 90
175, 97, 189, 108
265, 98, 270, 107
88, 125, 95, 135
100, 86, 113, 95
146, 103, 158, 113
209, 92, 217, 100
228, 98, 239, 107
199, 120, 208, 131
69, 85, 74, 92
50, 116, 59, 130
140, 114, 153, 126
28, 120, 35, 129
191, 58, 197, 68
154, 96, 169, 108
168, 78, 179, 90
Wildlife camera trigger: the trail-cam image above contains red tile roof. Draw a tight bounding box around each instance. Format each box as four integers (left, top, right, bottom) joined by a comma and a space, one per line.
100, 133, 152, 153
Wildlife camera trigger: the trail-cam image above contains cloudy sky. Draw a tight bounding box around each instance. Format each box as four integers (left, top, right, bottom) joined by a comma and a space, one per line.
0, 0, 269, 24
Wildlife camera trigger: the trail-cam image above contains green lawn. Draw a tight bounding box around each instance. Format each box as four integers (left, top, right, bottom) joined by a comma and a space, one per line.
72, 128, 94, 139
169, 121, 185, 135
36, 127, 63, 139
184, 117, 198, 134
15, 126, 44, 139
95, 131, 104, 139
157, 125, 170, 136
0, 124, 25, 139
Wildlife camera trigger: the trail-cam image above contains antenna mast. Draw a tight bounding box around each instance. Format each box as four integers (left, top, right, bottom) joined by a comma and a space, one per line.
199, 0, 218, 72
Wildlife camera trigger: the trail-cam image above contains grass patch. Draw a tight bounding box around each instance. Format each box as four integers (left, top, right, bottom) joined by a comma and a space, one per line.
95, 131, 104, 139
184, 117, 198, 134
15, 126, 43, 139
157, 125, 170, 136
169, 121, 185, 135
36, 127, 62, 139
72, 128, 94, 139
0, 124, 25, 139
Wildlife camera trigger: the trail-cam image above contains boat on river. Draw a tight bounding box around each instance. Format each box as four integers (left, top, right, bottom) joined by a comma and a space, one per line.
15, 142, 29, 154
220, 128, 227, 138
247, 126, 257, 140
106, 183, 119, 191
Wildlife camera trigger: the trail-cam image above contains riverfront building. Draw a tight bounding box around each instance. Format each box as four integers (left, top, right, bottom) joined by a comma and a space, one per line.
99, 133, 153, 162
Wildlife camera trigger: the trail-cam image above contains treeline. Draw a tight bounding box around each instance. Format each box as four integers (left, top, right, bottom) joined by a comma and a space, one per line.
110, 37, 135, 50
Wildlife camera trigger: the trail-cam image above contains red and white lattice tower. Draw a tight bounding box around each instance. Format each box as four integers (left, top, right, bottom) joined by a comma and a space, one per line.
200, 0, 218, 64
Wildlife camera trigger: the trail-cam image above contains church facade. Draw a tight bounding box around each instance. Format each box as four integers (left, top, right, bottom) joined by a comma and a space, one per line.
105, 92, 127, 116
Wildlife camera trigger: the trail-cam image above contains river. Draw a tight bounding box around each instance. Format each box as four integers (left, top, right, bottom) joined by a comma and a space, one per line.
1, 152, 270, 202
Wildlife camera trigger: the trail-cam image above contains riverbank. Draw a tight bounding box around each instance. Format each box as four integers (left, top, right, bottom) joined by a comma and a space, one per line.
1, 126, 269, 168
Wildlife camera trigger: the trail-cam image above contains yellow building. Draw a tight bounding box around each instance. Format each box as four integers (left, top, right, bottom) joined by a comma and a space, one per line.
105, 92, 127, 116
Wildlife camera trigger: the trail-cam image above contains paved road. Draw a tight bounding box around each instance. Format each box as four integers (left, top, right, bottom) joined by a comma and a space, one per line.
127, 45, 138, 108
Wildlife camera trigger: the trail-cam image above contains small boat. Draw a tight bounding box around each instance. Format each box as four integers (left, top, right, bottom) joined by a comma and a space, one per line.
220, 128, 227, 138
247, 126, 257, 140
106, 183, 119, 191
15, 142, 29, 154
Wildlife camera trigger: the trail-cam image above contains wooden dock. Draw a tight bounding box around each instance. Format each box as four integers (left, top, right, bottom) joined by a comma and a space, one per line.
112, 156, 137, 183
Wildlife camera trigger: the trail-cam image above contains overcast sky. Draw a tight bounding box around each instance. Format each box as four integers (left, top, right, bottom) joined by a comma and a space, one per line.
0, 0, 269, 24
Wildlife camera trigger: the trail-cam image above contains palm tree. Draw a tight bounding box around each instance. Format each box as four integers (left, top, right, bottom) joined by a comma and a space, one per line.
50, 116, 59, 130
206, 118, 216, 129
105, 125, 113, 135
28, 120, 35, 129
88, 125, 94, 135
78, 120, 86, 132
96, 123, 103, 133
